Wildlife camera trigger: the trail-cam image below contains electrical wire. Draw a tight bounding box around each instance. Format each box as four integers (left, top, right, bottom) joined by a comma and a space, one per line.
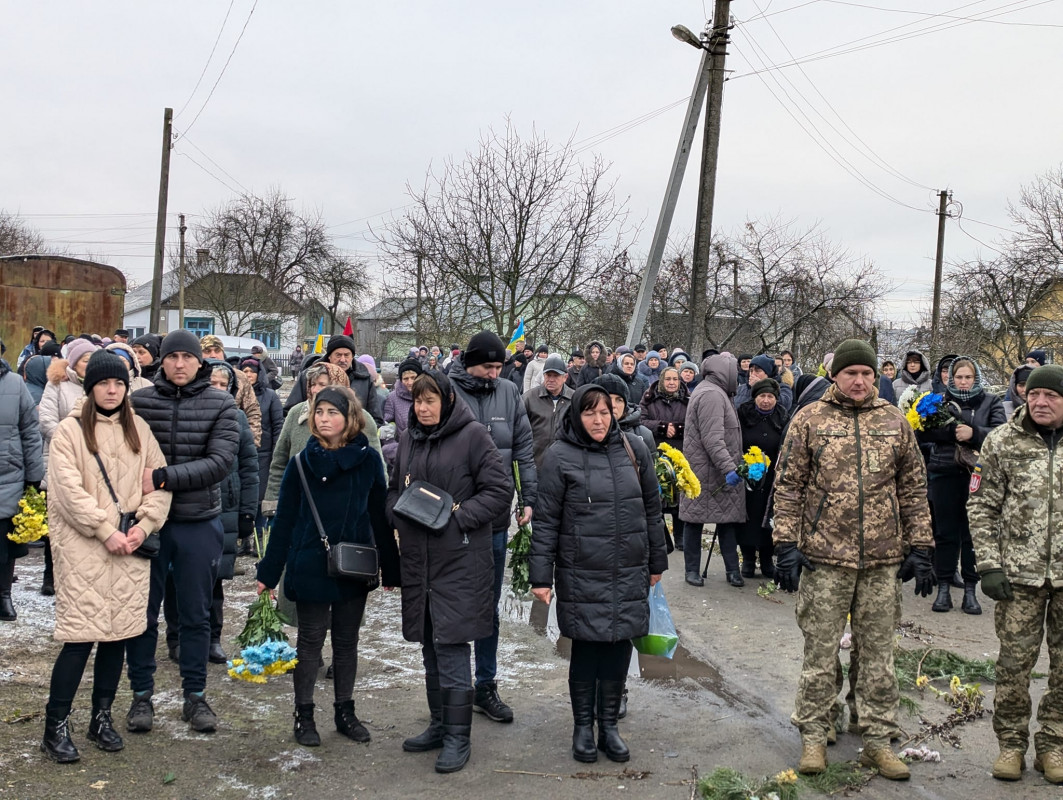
572, 97, 691, 155
822, 0, 1063, 27
742, 1, 934, 191
950, 201, 1009, 253
327, 207, 415, 229
178, 0, 259, 139
175, 134, 251, 195
176, 152, 241, 195
175, 0, 237, 120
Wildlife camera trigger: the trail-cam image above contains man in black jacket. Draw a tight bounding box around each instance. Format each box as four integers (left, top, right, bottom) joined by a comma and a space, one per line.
449, 331, 538, 724
283, 334, 384, 423
124, 330, 240, 734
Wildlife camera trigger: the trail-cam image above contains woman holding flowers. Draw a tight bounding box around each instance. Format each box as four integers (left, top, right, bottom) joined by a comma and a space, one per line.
736, 379, 787, 580
42, 350, 171, 762
257, 386, 400, 748
640, 366, 690, 551
915, 356, 1005, 614
530, 385, 668, 765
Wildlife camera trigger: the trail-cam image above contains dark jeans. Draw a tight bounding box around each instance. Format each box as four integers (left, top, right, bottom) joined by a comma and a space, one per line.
473, 528, 507, 688
164, 573, 225, 645
669, 510, 684, 550
126, 518, 224, 696
569, 639, 633, 683
423, 603, 472, 691
293, 595, 367, 706
682, 522, 739, 576
929, 473, 978, 583
47, 640, 127, 717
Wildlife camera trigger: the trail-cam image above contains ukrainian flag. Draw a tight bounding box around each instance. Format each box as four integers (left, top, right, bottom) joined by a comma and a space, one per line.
313, 317, 325, 354
506, 317, 525, 354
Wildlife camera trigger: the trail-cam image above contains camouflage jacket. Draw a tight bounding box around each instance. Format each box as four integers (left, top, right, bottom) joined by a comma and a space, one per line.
773, 384, 933, 568
969, 407, 1063, 587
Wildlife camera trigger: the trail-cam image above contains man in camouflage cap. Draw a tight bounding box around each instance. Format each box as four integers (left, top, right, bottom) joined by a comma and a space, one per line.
970, 364, 1063, 783
773, 339, 935, 781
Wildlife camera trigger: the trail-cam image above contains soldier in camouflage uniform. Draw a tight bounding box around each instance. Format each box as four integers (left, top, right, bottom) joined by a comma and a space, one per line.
772, 339, 935, 781
969, 364, 1063, 783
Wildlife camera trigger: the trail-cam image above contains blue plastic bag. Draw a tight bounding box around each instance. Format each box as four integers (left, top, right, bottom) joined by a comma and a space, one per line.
632, 583, 678, 659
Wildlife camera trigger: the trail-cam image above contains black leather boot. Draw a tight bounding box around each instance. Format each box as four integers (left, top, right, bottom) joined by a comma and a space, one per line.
961, 583, 982, 615
293, 704, 320, 747
87, 698, 124, 751
403, 675, 444, 752
740, 561, 756, 579
726, 571, 745, 588
569, 680, 597, 763
0, 591, 15, 622
334, 700, 370, 742
596, 680, 630, 762
932, 583, 952, 612
435, 688, 473, 774
41, 711, 80, 763
41, 538, 54, 596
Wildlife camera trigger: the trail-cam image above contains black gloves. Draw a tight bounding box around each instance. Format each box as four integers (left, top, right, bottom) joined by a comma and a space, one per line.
897, 546, 936, 597
775, 542, 815, 593
980, 569, 1013, 602
238, 514, 255, 539
24, 481, 42, 492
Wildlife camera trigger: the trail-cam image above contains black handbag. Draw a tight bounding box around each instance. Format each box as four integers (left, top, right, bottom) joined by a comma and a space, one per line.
93, 454, 160, 559
391, 437, 460, 534
295, 455, 379, 586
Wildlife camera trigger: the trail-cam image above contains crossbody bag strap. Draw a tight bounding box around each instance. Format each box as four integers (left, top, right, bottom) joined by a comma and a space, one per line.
294, 454, 330, 553
93, 452, 124, 515
620, 433, 640, 473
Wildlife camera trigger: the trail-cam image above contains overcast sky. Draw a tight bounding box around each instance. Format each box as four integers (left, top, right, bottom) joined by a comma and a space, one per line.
3, 1, 1061, 329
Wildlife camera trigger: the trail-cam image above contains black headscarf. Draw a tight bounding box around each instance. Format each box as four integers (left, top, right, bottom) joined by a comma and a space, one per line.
410, 370, 456, 436
563, 384, 617, 448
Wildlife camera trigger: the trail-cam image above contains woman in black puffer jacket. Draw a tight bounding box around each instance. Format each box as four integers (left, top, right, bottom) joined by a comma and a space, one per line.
530, 385, 668, 765
916, 356, 1005, 615
386, 371, 513, 775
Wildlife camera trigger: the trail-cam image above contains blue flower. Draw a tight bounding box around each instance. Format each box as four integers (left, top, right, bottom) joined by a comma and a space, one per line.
748, 463, 766, 481
915, 393, 943, 417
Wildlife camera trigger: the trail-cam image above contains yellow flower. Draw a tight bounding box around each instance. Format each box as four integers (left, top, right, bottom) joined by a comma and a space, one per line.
950, 675, 962, 693
659, 443, 701, 499
905, 405, 924, 431
916, 675, 929, 689
774, 768, 798, 785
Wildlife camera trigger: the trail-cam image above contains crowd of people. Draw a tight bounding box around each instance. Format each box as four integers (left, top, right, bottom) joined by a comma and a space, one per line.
1, 322, 1061, 787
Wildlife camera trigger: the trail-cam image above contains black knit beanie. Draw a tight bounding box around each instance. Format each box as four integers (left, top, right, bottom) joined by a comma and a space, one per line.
398, 358, 423, 378
239, 358, 261, 374
159, 329, 203, 363
1025, 364, 1063, 397
39, 341, 62, 357
83, 350, 130, 395
131, 333, 161, 360
464, 331, 507, 368
325, 335, 356, 358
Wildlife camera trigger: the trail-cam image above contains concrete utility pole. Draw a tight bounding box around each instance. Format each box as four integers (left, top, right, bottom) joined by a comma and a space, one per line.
687, 0, 731, 359
149, 108, 173, 333
929, 189, 950, 357
178, 213, 187, 328
414, 252, 423, 345
625, 30, 713, 346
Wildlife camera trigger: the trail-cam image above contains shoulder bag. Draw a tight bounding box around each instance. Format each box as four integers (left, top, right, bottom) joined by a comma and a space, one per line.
390, 435, 460, 534
93, 453, 160, 559
295, 454, 379, 586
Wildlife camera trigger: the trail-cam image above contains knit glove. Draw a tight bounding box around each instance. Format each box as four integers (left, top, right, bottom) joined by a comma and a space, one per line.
897, 546, 936, 597
725, 471, 742, 487
238, 514, 255, 539
775, 542, 815, 593
780, 367, 794, 388
980, 569, 1013, 602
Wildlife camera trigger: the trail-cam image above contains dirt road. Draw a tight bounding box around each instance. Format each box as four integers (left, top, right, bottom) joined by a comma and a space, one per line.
0, 543, 1052, 799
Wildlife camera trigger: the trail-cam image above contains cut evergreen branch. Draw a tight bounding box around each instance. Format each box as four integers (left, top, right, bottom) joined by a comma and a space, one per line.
797, 761, 872, 794
894, 647, 995, 690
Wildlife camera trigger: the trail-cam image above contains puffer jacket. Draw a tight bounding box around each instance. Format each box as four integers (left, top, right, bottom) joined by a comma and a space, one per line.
218, 411, 258, 580
38, 359, 88, 491
20, 354, 54, 405
639, 380, 689, 450
970, 407, 1063, 587
575, 341, 607, 387
448, 355, 537, 525
917, 390, 1006, 476
0, 360, 44, 518
263, 401, 381, 509
893, 350, 933, 403
382, 381, 414, 468
47, 401, 172, 641
773, 383, 933, 568
130, 361, 240, 522
105, 342, 153, 393
252, 380, 283, 502
258, 434, 400, 604
679, 354, 746, 525
284, 359, 384, 424
386, 394, 513, 644
529, 385, 668, 643
618, 406, 656, 455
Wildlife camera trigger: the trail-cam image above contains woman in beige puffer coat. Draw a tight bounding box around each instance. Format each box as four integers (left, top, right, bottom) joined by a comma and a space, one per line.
41, 350, 171, 764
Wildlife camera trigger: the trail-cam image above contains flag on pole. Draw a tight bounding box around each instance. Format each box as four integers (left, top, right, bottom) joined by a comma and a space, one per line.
506, 317, 525, 354
342, 316, 353, 336
313, 317, 325, 354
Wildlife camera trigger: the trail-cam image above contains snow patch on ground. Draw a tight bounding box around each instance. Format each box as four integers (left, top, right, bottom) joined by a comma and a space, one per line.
269, 748, 320, 772
217, 775, 281, 799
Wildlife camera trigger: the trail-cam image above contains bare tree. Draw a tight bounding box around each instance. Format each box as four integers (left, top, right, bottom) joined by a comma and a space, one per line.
378, 119, 630, 340
303, 254, 372, 331
0, 212, 47, 255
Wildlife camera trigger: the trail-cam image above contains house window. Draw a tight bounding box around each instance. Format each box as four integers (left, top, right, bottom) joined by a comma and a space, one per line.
128, 327, 146, 339
249, 318, 281, 349
184, 318, 214, 338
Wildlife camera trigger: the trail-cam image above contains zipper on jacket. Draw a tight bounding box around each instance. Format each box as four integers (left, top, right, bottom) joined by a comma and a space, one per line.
853, 409, 865, 568
1048, 440, 1056, 583
610, 443, 621, 643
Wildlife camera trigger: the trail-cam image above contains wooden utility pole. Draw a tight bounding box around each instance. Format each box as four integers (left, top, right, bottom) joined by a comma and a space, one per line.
149, 108, 173, 333
929, 189, 949, 357
178, 213, 187, 328
687, 0, 731, 358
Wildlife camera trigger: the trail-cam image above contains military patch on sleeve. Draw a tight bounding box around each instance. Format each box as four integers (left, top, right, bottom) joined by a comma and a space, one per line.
969, 464, 982, 493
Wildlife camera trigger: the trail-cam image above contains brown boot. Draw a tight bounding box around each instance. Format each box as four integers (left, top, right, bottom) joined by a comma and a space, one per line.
992, 748, 1025, 781
1035, 749, 1063, 784
798, 741, 827, 775
860, 746, 910, 781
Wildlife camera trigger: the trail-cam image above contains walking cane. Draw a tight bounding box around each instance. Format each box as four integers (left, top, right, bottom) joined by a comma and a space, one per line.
701, 529, 719, 579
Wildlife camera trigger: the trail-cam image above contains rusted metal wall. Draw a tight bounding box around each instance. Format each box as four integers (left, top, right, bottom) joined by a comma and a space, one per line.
0, 255, 126, 351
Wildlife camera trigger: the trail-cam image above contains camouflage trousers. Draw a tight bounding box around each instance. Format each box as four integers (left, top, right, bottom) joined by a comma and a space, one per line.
792, 563, 900, 749
993, 583, 1063, 753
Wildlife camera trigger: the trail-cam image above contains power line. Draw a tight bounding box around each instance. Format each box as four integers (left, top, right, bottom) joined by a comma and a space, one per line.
822, 0, 1063, 27
572, 97, 691, 154
327, 206, 415, 229
175, 0, 237, 119
179, 0, 259, 139
176, 151, 241, 195
175, 134, 251, 194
